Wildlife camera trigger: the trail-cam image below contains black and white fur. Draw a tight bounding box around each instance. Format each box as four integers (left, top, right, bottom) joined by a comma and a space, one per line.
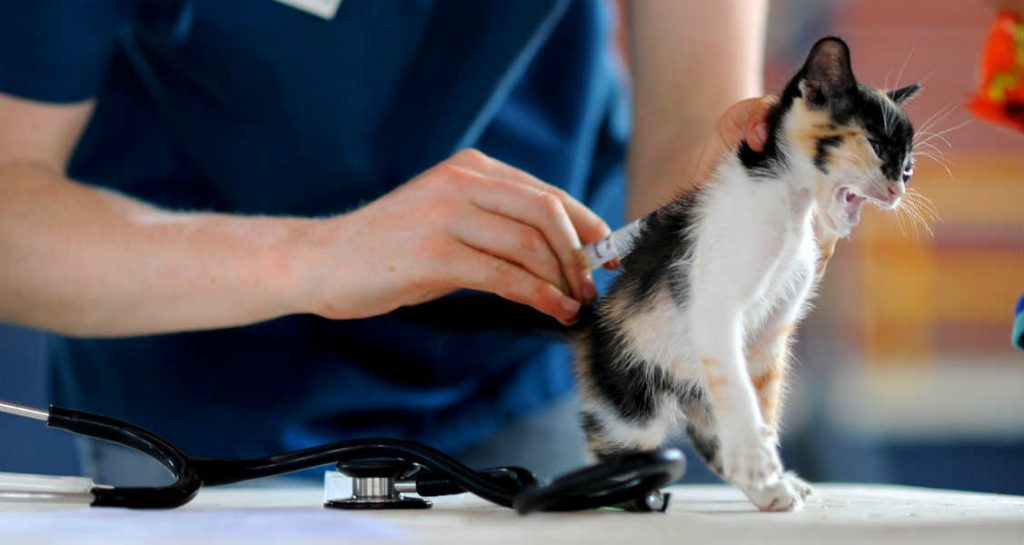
574, 37, 920, 512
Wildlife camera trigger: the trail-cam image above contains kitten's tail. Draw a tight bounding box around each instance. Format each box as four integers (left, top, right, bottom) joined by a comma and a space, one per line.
388, 293, 593, 338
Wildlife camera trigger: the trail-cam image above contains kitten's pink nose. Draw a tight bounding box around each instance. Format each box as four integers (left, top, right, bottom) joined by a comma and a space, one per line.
886, 183, 904, 203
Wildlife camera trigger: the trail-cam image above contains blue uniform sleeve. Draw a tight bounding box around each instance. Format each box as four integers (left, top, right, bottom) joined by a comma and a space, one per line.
0, 0, 132, 103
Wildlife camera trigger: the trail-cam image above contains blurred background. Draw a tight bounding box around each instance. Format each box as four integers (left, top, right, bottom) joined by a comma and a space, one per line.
2, 0, 1021, 494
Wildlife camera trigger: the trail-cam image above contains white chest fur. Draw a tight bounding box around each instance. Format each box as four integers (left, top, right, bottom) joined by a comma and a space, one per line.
694, 158, 819, 339
617, 156, 820, 383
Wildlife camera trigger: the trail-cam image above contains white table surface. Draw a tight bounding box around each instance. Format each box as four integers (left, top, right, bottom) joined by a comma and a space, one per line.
2, 484, 1022, 545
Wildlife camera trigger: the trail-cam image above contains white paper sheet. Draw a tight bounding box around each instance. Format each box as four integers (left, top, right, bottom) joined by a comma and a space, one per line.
0, 507, 408, 544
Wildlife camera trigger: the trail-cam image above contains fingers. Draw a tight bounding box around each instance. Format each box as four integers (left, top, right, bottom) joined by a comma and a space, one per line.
444, 151, 601, 303
463, 172, 597, 304
448, 244, 581, 325
450, 149, 612, 245
452, 208, 569, 295
702, 95, 778, 182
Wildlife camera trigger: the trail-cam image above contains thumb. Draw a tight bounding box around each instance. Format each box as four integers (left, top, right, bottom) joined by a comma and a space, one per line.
739, 95, 778, 152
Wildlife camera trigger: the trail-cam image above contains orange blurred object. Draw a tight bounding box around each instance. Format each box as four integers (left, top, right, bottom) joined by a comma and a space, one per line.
968, 11, 1024, 132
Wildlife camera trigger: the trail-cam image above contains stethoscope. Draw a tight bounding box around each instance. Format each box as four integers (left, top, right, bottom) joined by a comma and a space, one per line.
0, 399, 684, 514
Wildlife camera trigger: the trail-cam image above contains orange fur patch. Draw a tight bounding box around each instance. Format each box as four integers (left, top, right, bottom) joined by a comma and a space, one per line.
700, 357, 722, 371
749, 330, 794, 429
816, 234, 840, 278
775, 323, 795, 340
700, 357, 729, 407
748, 324, 796, 368
786, 96, 877, 177
752, 368, 780, 392
706, 374, 726, 390
755, 373, 785, 429
786, 100, 837, 158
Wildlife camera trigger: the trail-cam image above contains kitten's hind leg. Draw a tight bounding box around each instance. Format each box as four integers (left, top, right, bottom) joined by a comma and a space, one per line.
575, 324, 677, 461
577, 362, 677, 462
578, 395, 675, 462
679, 396, 723, 475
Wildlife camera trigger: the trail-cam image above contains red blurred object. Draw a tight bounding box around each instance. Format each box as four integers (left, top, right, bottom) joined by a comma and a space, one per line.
968, 11, 1024, 132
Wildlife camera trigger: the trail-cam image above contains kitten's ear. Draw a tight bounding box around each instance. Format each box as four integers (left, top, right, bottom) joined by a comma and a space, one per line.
887, 83, 922, 106
801, 37, 856, 107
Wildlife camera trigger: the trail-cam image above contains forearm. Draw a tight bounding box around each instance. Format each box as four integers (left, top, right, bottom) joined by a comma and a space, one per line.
0, 162, 321, 336
626, 0, 767, 218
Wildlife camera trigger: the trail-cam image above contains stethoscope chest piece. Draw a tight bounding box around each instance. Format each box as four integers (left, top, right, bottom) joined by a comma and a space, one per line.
324, 458, 431, 510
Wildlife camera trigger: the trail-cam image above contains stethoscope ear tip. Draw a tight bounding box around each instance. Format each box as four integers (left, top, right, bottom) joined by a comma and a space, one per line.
0, 399, 49, 422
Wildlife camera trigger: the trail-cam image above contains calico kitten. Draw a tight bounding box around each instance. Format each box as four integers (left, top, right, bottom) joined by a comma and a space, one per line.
574, 37, 920, 512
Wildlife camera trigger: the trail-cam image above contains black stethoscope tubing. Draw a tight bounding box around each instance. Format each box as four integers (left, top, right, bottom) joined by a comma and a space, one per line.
42, 404, 684, 514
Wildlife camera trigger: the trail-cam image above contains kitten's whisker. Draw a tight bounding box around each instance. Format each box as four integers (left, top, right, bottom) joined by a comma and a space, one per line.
903, 189, 940, 230
913, 148, 950, 170
917, 111, 953, 137
915, 141, 949, 157
914, 147, 952, 166
906, 188, 941, 220
896, 195, 935, 238
915, 146, 952, 167
893, 212, 908, 237
916, 103, 955, 135
915, 131, 953, 150
912, 205, 936, 237
912, 67, 940, 91
914, 151, 954, 179
893, 42, 916, 95
892, 206, 911, 237
900, 204, 923, 237
916, 127, 953, 146
917, 142, 946, 159
929, 118, 973, 138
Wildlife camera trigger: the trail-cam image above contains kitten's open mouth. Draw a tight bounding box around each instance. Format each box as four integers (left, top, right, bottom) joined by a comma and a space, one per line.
834, 186, 866, 226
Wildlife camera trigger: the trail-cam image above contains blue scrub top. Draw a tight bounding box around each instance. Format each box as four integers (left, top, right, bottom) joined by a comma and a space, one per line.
0, 0, 629, 457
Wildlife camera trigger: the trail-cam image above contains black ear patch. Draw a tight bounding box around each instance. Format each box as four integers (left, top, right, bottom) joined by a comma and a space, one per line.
887, 83, 922, 105
801, 37, 856, 107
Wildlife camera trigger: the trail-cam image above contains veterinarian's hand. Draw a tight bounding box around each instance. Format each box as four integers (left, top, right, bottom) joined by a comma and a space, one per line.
303, 149, 610, 325
693, 95, 778, 183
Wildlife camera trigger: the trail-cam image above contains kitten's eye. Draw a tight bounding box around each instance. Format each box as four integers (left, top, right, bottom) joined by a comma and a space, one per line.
869, 139, 884, 158
902, 165, 914, 184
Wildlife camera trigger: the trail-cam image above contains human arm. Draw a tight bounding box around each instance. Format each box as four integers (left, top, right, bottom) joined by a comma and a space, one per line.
0, 94, 604, 336
626, 0, 769, 218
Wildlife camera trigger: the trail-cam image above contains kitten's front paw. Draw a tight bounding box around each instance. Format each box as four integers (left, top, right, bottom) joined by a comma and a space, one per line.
721, 429, 783, 491
744, 475, 804, 512
782, 471, 814, 500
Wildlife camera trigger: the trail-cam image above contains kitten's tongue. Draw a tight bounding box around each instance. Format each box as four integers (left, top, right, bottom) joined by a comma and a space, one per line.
837, 187, 865, 225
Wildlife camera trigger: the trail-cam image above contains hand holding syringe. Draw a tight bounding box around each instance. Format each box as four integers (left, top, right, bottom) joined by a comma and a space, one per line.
582, 218, 645, 271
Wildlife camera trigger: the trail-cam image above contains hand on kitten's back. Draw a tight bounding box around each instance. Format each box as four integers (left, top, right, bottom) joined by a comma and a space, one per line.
693, 96, 779, 184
